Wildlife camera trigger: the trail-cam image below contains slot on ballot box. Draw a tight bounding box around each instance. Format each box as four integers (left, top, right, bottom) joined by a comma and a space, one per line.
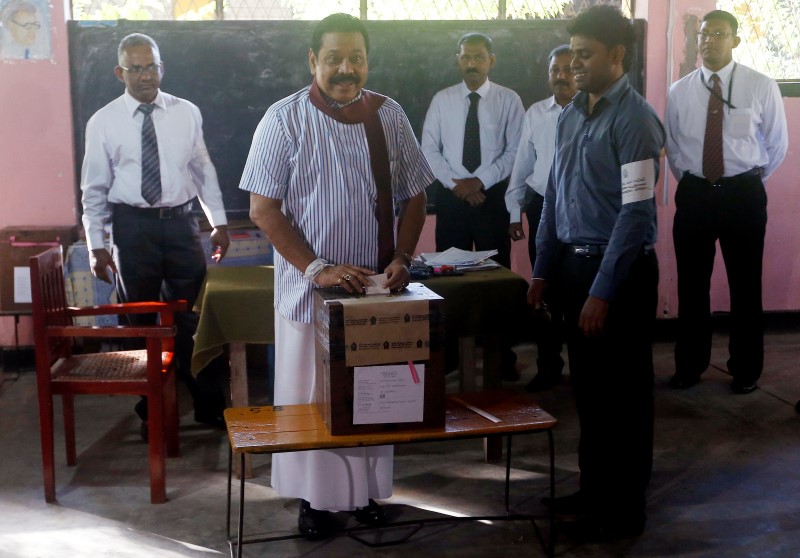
314, 283, 446, 435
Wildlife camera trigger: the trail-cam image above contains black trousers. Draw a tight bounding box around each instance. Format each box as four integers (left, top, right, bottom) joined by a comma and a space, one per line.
111, 204, 223, 415
526, 193, 564, 375
559, 248, 658, 521
672, 172, 766, 383
435, 178, 511, 269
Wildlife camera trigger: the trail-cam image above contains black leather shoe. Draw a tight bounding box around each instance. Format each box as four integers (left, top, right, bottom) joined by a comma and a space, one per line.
525, 372, 563, 392
298, 500, 338, 539
731, 379, 757, 394
194, 409, 226, 429
669, 373, 700, 389
541, 491, 587, 516
349, 499, 387, 525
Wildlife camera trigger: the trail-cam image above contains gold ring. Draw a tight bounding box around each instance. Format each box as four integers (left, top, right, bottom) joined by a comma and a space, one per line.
336, 277, 343, 285
343, 274, 352, 281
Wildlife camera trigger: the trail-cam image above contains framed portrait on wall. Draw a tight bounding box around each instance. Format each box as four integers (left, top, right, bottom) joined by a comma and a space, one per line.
0, 0, 52, 60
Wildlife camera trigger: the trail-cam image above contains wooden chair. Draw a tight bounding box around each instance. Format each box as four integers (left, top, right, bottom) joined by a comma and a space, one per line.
30, 246, 187, 504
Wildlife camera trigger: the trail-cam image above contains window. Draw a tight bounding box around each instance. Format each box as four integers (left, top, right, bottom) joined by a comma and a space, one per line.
71, 0, 633, 21
716, 0, 800, 86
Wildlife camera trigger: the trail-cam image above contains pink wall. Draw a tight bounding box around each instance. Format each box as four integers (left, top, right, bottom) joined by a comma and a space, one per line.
0, 0, 76, 347
0, 0, 797, 346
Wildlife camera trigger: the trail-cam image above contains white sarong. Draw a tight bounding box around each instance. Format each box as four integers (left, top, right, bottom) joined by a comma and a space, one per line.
270, 313, 393, 511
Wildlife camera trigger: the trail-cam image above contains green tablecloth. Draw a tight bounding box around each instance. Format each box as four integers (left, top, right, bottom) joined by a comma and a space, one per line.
192, 266, 275, 374
191, 265, 530, 374
421, 268, 531, 339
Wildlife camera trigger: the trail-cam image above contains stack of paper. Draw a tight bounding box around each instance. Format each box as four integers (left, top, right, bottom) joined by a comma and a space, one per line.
419, 248, 500, 270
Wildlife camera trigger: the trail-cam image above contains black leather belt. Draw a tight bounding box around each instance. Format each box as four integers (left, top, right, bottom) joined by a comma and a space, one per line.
687, 168, 762, 187
113, 201, 194, 219
567, 244, 655, 257
567, 244, 607, 257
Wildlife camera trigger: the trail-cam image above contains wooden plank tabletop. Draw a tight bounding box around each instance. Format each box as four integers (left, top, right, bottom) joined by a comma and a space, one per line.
225, 390, 557, 454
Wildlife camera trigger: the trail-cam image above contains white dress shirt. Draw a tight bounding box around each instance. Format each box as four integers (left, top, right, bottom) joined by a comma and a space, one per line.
505, 95, 563, 222
421, 79, 524, 190
81, 90, 227, 251
665, 60, 788, 182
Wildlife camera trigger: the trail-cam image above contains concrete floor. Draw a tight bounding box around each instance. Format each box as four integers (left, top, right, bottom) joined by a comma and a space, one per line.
1, 331, 799, 558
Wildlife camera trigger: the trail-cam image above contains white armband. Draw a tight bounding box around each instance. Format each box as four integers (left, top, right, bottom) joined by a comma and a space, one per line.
621, 159, 656, 205
303, 258, 328, 283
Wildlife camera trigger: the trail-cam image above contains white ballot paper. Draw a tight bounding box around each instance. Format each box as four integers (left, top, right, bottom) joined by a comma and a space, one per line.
353, 363, 425, 424
365, 273, 390, 295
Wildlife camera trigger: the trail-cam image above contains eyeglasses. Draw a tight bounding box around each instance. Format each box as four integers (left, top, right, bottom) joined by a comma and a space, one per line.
119, 63, 162, 77
11, 19, 40, 30
699, 31, 733, 41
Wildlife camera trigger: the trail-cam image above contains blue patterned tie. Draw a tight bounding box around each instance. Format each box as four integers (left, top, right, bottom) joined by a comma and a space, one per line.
138, 104, 162, 205
462, 92, 481, 173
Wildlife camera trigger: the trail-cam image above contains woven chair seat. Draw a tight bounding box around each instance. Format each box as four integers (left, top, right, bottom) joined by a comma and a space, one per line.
52, 350, 164, 382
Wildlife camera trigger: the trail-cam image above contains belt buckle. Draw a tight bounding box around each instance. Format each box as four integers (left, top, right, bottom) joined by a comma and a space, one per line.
158, 207, 171, 219
574, 246, 590, 256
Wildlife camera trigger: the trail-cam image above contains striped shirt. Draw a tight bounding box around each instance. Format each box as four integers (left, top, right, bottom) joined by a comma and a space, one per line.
239, 86, 434, 322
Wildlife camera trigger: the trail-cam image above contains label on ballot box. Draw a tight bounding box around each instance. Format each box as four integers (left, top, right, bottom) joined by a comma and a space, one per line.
353, 363, 425, 424
338, 294, 431, 366
314, 283, 446, 435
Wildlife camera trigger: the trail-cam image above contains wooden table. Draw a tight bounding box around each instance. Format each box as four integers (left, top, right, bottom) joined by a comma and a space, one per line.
224, 390, 557, 558
193, 265, 532, 472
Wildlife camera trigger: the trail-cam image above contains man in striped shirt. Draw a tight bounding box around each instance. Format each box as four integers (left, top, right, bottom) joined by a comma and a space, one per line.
240, 13, 433, 539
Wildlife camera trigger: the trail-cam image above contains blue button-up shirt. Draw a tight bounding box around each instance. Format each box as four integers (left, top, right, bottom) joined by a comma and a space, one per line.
533, 74, 665, 301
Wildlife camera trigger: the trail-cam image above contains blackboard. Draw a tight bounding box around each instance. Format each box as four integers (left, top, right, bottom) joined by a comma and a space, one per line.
68, 19, 645, 219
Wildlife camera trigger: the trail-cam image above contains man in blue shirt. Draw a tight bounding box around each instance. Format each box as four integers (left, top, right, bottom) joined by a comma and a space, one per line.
529, 6, 665, 541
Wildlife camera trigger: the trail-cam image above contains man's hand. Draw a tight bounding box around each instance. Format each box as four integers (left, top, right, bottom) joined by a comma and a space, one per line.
315, 263, 375, 293
579, 295, 609, 337
209, 225, 230, 263
452, 177, 485, 204
527, 277, 547, 308
90, 248, 117, 284
509, 222, 525, 241
383, 258, 411, 291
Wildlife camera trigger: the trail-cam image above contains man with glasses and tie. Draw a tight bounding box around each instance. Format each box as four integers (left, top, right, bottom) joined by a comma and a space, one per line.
665, 10, 788, 394
422, 32, 524, 379
80, 33, 231, 435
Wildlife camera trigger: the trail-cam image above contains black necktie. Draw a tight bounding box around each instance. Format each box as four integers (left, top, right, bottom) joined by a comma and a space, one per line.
138, 103, 162, 205
462, 91, 481, 173
703, 74, 725, 184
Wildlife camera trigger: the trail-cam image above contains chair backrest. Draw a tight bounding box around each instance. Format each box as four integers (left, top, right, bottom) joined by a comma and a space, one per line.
30, 246, 72, 365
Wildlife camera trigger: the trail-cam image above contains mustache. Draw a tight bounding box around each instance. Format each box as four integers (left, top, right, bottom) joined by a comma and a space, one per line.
553, 80, 571, 87
330, 74, 360, 85
465, 68, 480, 74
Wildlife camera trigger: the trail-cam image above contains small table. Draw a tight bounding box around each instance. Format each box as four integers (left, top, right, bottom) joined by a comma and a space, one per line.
224, 390, 557, 558
193, 266, 532, 472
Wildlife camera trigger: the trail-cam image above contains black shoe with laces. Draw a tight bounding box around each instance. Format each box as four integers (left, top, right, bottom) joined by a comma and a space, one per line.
731, 379, 757, 394
298, 499, 339, 539
541, 491, 587, 516
348, 499, 387, 525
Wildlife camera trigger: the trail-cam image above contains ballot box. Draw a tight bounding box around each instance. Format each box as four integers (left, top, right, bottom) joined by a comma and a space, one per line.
314, 283, 446, 435
0, 226, 79, 312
